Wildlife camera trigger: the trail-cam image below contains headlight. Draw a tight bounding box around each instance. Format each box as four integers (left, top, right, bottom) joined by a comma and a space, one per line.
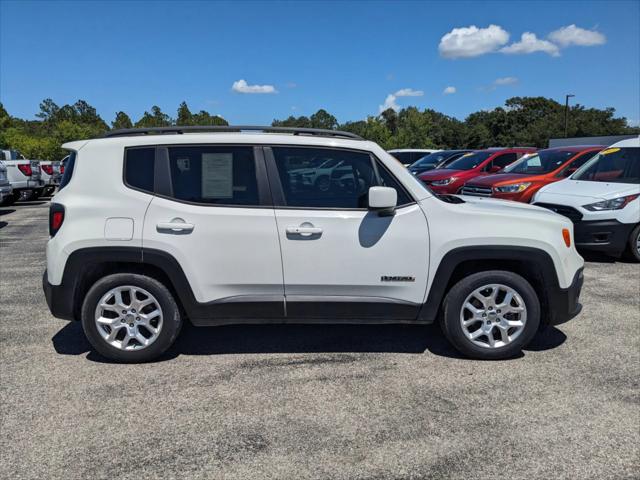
494, 182, 531, 193
431, 177, 457, 186
583, 194, 639, 211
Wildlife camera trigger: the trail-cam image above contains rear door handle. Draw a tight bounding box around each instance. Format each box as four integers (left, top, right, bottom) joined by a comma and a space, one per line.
156, 221, 195, 233
286, 225, 323, 236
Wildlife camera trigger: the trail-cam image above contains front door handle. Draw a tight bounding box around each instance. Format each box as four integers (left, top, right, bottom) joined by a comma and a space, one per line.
286, 224, 323, 237
157, 220, 195, 233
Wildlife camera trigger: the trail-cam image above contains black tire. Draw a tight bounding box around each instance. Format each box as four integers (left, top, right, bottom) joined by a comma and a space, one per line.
440, 270, 540, 360
17, 190, 33, 202
81, 273, 183, 363
624, 224, 640, 262
0, 195, 16, 207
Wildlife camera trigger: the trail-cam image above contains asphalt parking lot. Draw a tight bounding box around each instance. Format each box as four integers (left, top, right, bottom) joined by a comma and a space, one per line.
1, 199, 638, 480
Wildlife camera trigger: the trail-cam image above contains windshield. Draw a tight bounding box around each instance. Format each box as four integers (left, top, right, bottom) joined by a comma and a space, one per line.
503, 150, 575, 174
445, 151, 493, 170
411, 152, 449, 168
572, 147, 640, 184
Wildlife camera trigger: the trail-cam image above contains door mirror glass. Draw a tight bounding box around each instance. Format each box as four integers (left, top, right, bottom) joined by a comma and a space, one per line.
368, 186, 397, 215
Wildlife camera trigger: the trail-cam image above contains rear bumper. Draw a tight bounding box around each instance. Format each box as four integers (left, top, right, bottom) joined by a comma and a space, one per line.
43, 270, 76, 321
574, 219, 634, 255
0, 184, 12, 201
546, 268, 584, 326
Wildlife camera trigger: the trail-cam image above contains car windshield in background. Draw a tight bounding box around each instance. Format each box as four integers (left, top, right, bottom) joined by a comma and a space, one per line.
572, 147, 640, 184
444, 151, 492, 170
411, 152, 448, 167
504, 150, 575, 174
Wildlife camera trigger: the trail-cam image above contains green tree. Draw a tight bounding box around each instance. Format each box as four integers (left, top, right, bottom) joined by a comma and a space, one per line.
135, 106, 172, 127
112, 111, 133, 130
177, 101, 192, 125
309, 109, 338, 130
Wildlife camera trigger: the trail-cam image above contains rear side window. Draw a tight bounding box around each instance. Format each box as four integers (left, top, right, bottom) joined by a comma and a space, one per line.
167, 146, 259, 205
124, 147, 155, 193
58, 152, 76, 190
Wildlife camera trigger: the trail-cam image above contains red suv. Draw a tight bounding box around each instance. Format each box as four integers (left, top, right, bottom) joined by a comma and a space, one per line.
460, 146, 604, 203
418, 147, 536, 194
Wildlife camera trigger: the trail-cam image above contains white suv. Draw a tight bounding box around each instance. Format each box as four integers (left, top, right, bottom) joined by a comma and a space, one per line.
43, 126, 584, 362
534, 137, 640, 261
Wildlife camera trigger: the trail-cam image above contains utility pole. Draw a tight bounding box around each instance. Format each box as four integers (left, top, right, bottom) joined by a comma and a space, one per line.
564, 94, 575, 138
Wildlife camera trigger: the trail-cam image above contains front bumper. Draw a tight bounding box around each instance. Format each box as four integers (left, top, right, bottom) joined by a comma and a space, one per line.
547, 268, 584, 326
574, 219, 635, 255
43, 270, 76, 321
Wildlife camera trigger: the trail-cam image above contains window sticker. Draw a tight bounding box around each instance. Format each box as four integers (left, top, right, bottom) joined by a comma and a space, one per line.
201, 153, 233, 198
176, 157, 190, 172
601, 148, 620, 155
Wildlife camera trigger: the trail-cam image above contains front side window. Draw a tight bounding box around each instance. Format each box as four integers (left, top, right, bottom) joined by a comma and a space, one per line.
272, 147, 411, 208
573, 147, 640, 184
167, 146, 259, 205
504, 150, 575, 175
445, 151, 492, 170
557, 150, 600, 178
487, 153, 518, 171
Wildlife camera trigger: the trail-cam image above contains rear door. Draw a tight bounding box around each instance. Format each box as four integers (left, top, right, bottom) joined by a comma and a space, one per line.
142, 144, 285, 319
265, 146, 429, 320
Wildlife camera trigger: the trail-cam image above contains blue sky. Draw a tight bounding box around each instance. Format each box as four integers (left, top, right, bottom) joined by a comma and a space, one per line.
1, 0, 639, 126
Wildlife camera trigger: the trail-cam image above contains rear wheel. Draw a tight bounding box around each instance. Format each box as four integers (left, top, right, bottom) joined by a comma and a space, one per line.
441, 271, 540, 359
81, 273, 183, 362
625, 224, 640, 262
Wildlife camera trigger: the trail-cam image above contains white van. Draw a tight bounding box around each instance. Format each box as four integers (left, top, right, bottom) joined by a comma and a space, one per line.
534, 137, 640, 261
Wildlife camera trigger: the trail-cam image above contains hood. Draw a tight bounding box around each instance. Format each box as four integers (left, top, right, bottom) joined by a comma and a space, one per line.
457, 194, 564, 221
465, 173, 530, 186
418, 169, 463, 181
537, 179, 640, 203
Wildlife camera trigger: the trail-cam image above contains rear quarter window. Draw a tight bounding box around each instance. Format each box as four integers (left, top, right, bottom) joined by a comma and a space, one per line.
58, 152, 76, 190
124, 147, 155, 193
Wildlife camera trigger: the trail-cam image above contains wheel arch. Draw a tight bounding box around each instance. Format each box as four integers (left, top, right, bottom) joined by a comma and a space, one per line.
51, 247, 195, 322
418, 246, 560, 324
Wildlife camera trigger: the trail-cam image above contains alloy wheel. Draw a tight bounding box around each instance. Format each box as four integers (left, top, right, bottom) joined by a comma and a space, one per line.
460, 283, 527, 349
94, 285, 163, 351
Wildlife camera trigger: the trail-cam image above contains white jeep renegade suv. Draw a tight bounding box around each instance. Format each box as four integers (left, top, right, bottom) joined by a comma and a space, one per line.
43, 126, 585, 362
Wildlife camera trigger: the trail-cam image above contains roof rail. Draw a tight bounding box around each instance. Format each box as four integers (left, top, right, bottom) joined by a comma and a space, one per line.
103, 125, 363, 140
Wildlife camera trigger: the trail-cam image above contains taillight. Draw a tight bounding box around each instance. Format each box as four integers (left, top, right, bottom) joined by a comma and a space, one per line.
60, 165, 65, 174
18, 164, 33, 176
42, 164, 54, 175
49, 203, 65, 237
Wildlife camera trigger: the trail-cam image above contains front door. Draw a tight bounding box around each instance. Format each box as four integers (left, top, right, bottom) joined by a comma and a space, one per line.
265, 146, 429, 320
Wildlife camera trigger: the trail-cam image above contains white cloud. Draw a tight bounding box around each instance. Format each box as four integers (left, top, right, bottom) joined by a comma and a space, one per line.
439, 24, 509, 58
501, 32, 560, 56
443, 86, 456, 95
494, 76, 518, 86
379, 88, 424, 112
231, 79, 277, 94
548, 24, 606, 47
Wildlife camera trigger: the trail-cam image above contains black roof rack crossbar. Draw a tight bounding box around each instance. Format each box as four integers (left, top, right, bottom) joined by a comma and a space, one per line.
103, 125, 363, 140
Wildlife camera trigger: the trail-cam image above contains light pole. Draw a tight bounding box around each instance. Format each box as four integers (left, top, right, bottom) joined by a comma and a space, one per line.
564, 94, 575, 138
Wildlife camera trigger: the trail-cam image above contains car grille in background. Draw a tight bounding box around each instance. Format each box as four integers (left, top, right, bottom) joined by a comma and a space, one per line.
534, 203, 583, 223
461, 185, 492, 197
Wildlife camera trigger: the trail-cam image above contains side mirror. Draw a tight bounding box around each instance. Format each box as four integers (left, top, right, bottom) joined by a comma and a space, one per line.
368, 186, 397, 216
489, 165, 502, 173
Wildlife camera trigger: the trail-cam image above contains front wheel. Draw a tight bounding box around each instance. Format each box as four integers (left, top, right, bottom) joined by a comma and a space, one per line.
440, 271, 540, 359
625, 224, 640, 262
81, 273, 183, 362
